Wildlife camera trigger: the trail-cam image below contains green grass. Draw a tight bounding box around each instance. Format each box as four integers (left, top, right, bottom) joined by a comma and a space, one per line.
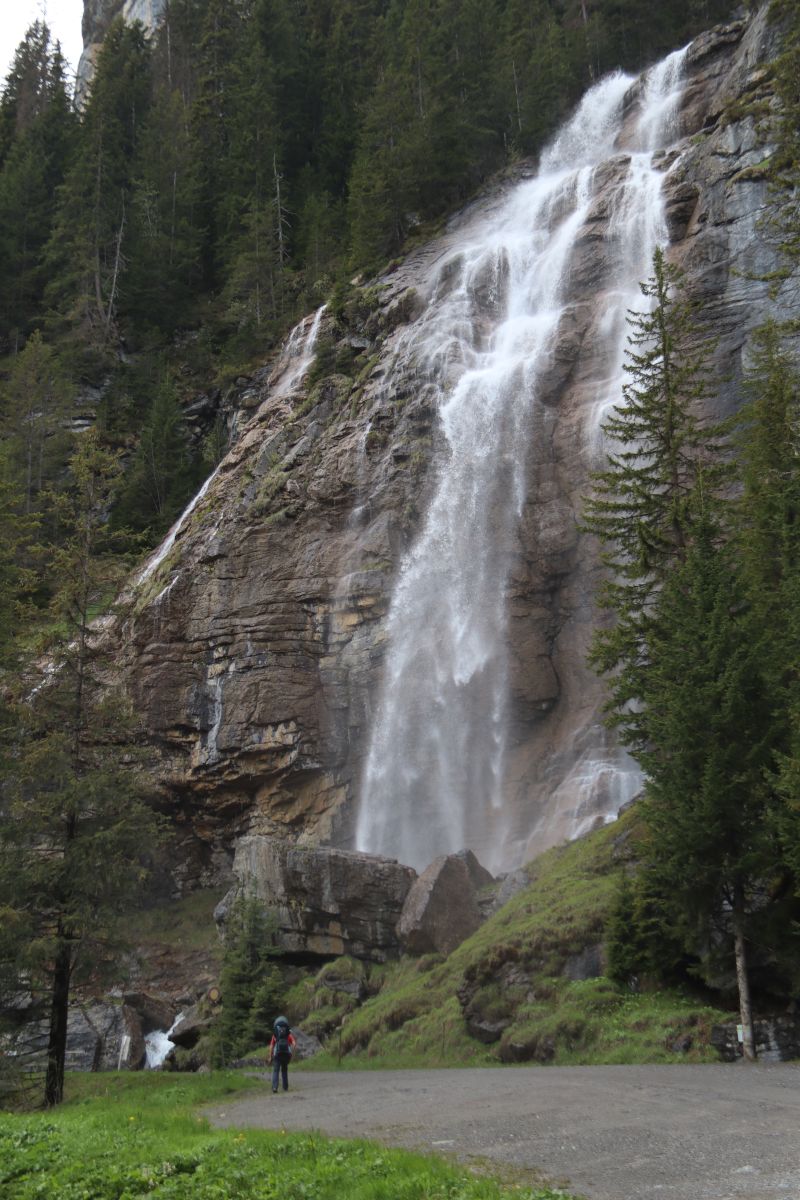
0, 1073, 573, 1199
295, 810, 731, 1069
121, 890, 226, 953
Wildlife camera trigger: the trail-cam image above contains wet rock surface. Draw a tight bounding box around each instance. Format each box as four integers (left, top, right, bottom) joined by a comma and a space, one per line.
208, 1064, 800, 1200
23, 1000, 148, 1071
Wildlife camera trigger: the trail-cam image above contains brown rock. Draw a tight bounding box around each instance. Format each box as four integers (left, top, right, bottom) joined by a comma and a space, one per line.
218, 838, 416, 962
169, 1005, 212, 1049
99, 3, 796, 894
397, 851, 494, 957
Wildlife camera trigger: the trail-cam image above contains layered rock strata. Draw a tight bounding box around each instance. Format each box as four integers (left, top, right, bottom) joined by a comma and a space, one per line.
114, 8, 799, 887
216, 839, 417, 962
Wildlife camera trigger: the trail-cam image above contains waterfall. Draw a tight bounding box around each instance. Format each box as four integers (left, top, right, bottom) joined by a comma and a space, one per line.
144, 1011, 184, 1069
356, 49, 689, 873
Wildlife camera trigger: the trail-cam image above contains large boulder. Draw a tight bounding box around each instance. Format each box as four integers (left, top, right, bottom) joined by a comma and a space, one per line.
18, 1002, 145, 1071
168, 1004, 213, 1049
397, 850, 494, 957
122, 992, 176, 1034
217, 838, 417, 962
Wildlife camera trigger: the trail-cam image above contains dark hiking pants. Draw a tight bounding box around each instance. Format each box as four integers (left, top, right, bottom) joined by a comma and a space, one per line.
272, 1052, 290, 1091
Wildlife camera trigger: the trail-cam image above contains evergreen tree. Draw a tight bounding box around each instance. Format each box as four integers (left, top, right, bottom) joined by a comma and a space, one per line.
44, 20, 151, 374
0, 432, 162, 1105
215, 894, 282, 1063
634, 516, 781, 1059
0, 331, 71, 515
584, 248, 725, 736
0, 22, 60, 165
734, 324, 800, 893
0, 29, 75, 348
125, 83, 204, 334
113, 375, 197, 538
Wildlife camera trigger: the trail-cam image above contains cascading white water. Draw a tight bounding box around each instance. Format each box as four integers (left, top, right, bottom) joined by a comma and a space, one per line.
144, 1011, 184, 1069
356, 49, 689, 873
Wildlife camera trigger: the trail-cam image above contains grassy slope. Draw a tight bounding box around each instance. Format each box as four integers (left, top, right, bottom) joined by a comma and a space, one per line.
124, 890, 227, 954
0, 1073, 571, 1199
295, 809, 730, 1069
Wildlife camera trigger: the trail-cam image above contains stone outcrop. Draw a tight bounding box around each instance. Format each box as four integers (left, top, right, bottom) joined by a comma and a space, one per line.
216, 838, 416, 962
711, 1018, 800, 1063
17, 993, 175, 1072
168, 1005, 211, 1049
397, 851, 494, 957
102, 8, 800, 890
77, 1, 165, 102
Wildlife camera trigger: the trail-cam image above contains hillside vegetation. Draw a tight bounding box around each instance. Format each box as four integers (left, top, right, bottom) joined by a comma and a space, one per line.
283, 810, 730, 1069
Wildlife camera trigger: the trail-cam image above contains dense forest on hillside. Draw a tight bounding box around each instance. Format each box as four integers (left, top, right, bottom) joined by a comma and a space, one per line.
0, 0, 735, 545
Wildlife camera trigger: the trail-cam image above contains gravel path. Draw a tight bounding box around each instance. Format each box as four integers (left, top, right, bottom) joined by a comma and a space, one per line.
207, 1064, 800, 1199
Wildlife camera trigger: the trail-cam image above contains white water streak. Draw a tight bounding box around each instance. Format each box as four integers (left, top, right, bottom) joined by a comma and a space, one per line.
356, 50, 688, 873
136, 306, 327, 590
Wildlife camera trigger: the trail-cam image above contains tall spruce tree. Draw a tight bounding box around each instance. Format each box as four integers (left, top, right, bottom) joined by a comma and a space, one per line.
113, 375, 197, 538
0, 330, 71, 515
0, 432, 162, 1105
583, 248, 724, 738
215, 894, 282, 1064
0, 26, 75, 347
634, 514, 778, 1059
44, 20, 151, 374
735, 324, 800, 897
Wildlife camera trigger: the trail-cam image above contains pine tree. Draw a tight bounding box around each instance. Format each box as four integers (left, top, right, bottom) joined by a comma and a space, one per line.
125, 84, 204, 334
0, 331, 71, 515
0, 431, 162, 1105
734, 324, 800, 897
215, 894, 282, 1063
44, 20, 151, 373
113, 375, 196, 538
0, 27, 75, 346
634, 514, 781, 1059
583, 248, 725, 737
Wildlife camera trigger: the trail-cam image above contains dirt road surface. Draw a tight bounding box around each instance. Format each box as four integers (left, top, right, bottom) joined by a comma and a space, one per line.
208, 1063, 800, 1199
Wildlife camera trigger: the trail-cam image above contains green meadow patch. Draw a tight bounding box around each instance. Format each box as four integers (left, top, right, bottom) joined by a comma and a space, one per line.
293, 809, 730, 1069
0, 1073, 572, 1200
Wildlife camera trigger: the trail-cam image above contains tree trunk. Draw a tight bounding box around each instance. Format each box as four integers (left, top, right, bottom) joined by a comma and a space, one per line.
732, 887, 756, 1062
105, 192, 126, 336
44, 933, 73, 1106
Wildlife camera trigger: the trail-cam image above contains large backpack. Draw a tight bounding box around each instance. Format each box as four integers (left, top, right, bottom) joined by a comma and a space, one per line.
274, 1017, 292, 1056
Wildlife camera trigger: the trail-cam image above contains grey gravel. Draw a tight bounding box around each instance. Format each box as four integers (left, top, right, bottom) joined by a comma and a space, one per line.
207, 1064, 800, 1199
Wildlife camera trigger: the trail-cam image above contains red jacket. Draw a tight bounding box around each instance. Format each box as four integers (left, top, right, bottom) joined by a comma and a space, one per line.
268, 1030, 296, 1059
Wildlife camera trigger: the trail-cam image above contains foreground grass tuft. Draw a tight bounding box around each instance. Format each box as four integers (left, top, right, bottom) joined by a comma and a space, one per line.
0, 1073, 573, 1199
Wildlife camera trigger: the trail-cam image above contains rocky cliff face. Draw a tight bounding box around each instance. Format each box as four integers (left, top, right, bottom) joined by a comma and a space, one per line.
111, 7, 797, 890
77, 0, 165, 100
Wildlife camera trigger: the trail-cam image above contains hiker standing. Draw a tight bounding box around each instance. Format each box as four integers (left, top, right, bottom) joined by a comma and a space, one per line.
268, 1015, 296, 1093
